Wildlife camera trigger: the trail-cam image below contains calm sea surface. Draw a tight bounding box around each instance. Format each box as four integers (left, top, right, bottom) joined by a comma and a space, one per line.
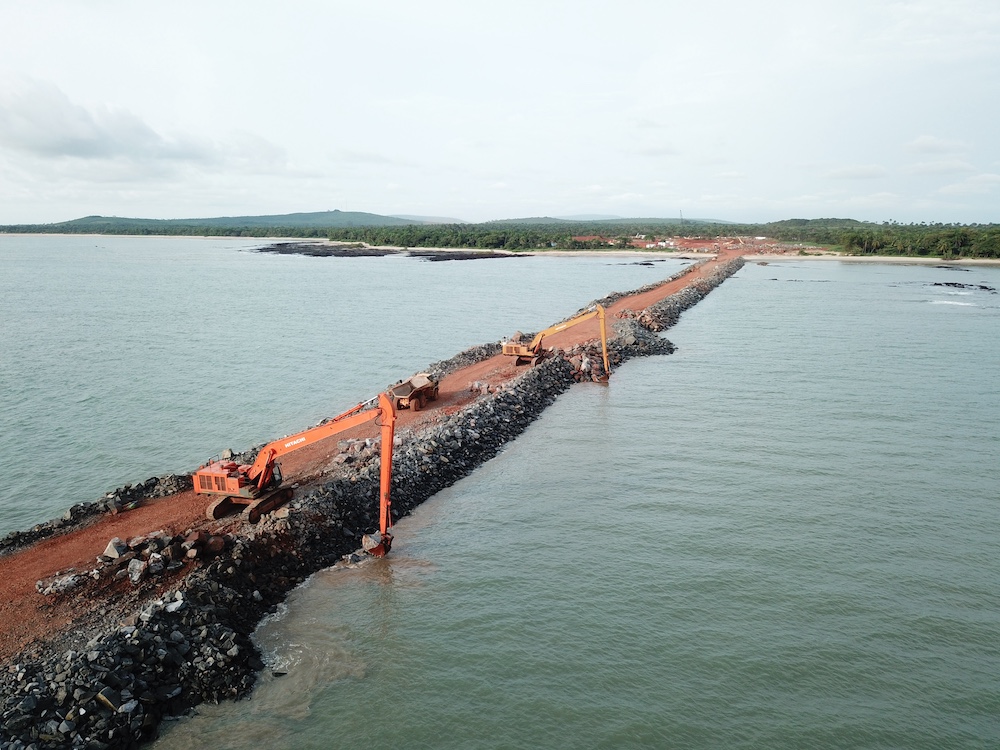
0, 235, 676, 535
3, 237, 999, 748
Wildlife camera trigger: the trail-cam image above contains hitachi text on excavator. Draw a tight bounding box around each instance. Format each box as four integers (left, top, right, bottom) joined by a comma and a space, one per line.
193, 391, 397, 557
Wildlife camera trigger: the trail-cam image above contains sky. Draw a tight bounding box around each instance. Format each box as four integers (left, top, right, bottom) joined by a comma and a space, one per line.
0, 0, 998, 225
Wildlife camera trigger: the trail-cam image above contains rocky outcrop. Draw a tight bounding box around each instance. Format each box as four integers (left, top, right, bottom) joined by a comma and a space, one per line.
256, 242, 525, 262
0, 256, 746, 749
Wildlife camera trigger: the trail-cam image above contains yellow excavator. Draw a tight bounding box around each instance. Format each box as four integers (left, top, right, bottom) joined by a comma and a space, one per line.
502, 304, 611, 375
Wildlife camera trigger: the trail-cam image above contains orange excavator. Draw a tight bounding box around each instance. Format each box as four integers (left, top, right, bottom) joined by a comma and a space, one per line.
502, 304, 611, 376
193, 392, 397, 556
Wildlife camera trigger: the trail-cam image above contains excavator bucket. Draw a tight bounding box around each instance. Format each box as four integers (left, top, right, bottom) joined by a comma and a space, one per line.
362, 531, 392, 558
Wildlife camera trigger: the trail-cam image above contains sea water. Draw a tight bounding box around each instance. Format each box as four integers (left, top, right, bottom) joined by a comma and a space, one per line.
0, 235, 676, 535
151, 258, 1000, 749
2, 237, 998, 748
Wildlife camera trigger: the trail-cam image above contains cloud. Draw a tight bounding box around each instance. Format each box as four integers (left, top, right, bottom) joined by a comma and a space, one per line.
904, 135, 969, 154
825, 165, 889, 180
938, 173, 1000, 195
0, 77, 206, 162
841, 191, 902, 207
332, 149, 414, 167
906, 160, 977, 175
634, 145, 679, 157
635, 119, 671, 130
0, 76, 290, 178
607, 192, 645, 204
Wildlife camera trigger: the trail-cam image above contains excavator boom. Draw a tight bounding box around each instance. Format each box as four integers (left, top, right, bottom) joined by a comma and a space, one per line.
525, 308, 599, 352
362, 392, 396, 557
502, 304, 611, 377
246, 398, 382, 489
195, 392, 398, 550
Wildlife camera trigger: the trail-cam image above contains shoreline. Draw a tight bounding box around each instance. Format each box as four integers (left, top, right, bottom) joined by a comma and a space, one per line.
0, 251, 746, 748
6, 233, 999, 266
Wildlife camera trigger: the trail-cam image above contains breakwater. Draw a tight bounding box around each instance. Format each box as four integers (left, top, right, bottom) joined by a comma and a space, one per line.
0, 476, 193, 560
0, 256, 744, 749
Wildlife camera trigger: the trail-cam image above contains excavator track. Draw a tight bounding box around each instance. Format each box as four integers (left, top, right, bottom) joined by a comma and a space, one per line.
242, 487, 294, 524
206, 496, 238, 521
205, 487, 294, 523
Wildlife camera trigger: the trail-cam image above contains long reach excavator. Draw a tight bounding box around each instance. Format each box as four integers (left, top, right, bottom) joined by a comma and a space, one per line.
193, 392, 397, 557
502, 304, 611, 377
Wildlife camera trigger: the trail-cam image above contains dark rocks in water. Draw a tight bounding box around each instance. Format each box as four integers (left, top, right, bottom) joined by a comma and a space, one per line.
406, 250, 527, 262
254, 242, 528, 262
931, 281, 996, 293
256, 242, 396, 258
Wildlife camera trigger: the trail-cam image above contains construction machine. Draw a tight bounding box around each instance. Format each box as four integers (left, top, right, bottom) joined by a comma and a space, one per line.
389, 372, 439, 412
194, 393, 397, 557
502, 304, 611, 376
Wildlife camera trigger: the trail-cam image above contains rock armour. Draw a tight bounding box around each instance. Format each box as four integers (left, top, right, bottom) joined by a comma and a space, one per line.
0, 256, 745, 749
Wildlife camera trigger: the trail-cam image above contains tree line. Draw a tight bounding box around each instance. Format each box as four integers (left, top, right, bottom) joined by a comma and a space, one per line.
329, 220, 1000, 258
3, 217, 998, 258
721, 220, 1000, 259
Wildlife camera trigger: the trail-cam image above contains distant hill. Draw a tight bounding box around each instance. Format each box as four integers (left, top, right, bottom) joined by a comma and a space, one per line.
596, 216, 733, 225
1, 210, 742, 235
10, 212, 993, 257
390, 214, 467, 224
484, 216, 573, 225
1, 210, 425, 234
490, 216, 731, 226
555, 214, 624, 221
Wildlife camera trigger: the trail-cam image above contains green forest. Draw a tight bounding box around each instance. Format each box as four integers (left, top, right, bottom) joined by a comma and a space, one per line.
3, 213, 999, 259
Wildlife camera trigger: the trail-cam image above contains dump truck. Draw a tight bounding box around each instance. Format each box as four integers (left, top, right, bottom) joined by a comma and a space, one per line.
389, 372, 439, 412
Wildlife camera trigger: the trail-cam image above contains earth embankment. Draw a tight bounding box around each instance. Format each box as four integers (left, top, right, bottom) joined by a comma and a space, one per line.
0, 249, 745, 749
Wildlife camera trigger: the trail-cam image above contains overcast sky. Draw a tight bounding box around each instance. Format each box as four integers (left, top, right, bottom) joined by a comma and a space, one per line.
1, 0, 998, 225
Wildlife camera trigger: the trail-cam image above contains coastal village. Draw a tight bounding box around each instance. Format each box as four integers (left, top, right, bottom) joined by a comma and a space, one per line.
572, 233, 808, 255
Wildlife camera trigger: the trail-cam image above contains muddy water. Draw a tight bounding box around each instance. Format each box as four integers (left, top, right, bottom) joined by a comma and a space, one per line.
151, 260, 1000, 749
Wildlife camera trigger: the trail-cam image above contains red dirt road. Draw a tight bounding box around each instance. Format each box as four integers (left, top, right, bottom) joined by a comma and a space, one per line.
0, 245, 745, 662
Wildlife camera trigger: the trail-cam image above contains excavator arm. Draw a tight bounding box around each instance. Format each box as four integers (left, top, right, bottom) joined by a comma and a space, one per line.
524, 306, 599, 352
364, 391, 396, 557
246, 396, 384, 490
195, 393, 398, 553
503, 304, 611, 376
